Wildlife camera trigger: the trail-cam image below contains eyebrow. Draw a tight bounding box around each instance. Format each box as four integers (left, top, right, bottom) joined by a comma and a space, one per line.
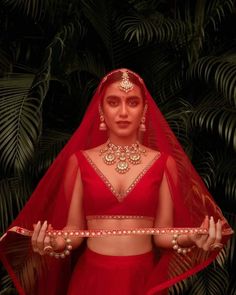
127, 96, 141, 100
105, 95, 141, 100
105, 95, 119, 100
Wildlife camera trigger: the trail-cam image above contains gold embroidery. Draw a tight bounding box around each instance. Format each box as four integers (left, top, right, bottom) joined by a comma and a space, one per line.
86, 215, 154, 220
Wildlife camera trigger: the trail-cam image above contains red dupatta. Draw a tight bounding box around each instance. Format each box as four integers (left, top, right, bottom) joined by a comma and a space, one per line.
0, 68, 233, 295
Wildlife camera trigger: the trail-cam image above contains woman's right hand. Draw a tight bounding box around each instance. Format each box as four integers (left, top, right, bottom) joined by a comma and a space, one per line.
31, 220, 52, 255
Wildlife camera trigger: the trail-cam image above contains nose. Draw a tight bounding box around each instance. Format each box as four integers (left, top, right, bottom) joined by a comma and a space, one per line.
119, 102, 128, 117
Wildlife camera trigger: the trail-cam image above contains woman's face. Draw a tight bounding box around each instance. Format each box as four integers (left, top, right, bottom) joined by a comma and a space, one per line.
102, 81, 144, 139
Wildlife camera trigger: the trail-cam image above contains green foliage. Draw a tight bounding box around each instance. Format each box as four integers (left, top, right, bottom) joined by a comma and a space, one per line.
0, 0, 236, 294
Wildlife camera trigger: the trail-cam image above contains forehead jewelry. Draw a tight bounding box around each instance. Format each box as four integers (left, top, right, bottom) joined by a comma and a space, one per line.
100, 140, 146, 174
119, 71, 134, 93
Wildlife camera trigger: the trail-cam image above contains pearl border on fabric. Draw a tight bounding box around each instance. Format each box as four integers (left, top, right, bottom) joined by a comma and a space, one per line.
10, 226, 210, 238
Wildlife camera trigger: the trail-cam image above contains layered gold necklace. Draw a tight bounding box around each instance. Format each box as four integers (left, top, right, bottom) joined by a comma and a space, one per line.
99, 140, 146, 174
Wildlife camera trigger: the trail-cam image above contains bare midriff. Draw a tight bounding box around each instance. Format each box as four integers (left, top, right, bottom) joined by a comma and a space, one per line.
87, 218, 154, 256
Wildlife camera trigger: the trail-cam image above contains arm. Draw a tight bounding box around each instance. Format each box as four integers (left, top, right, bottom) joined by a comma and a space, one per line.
51, 154, 85, 251
32, 153, 85, 254
153, 155, 222, 252
153, 170, 193, 248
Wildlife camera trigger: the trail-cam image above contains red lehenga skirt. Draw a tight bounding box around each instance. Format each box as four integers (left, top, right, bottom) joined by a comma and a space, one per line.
67, 247, 167, 295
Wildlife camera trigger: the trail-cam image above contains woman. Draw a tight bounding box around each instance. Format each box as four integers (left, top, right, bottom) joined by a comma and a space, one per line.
0, 69, 233, 295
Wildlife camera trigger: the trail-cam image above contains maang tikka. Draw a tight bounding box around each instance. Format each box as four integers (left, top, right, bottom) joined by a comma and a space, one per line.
99, 104, 107, 131
119, 71, 134, 93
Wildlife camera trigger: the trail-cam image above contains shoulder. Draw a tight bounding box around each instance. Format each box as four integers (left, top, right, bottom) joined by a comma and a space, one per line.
141, 145, 161, 161
66, 150, 86, 169
83, 144, 103, 155
142, 146, 177, 168
69, 145, 104, 166
69, 145, 101, 160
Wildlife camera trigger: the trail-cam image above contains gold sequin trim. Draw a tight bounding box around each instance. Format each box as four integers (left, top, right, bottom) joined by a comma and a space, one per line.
86, 215, 154, 220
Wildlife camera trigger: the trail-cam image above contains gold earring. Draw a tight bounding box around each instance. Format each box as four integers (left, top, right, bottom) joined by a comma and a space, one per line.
99, 104, 107, 131
99, 115, 107, 131
139, 117, 146, 132
139, 103, 148, 132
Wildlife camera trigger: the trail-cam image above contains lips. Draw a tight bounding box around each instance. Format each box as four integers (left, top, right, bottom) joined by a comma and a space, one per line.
116, 121, 131, 127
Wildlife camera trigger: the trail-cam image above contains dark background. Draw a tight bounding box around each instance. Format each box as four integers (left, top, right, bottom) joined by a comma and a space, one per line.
0, 0, 236, 294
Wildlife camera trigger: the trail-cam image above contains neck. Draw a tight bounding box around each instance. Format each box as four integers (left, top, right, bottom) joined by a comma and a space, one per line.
108, 134, 138, 146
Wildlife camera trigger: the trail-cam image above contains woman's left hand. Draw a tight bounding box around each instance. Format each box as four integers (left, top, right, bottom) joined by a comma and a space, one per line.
190, 216, 223, 251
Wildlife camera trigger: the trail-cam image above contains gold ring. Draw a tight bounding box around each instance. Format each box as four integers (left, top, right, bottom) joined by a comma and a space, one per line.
209, 243, 223, 251
43, 245, 53, 252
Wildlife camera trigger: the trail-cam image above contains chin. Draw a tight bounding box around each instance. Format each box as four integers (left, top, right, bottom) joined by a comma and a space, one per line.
113, 129, 138, 138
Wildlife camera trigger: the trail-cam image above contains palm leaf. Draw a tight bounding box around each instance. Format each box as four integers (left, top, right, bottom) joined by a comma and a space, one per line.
0, 176, 31, 234
183, 1, 234, 63
227, 276, 236, 295
191, 92, 236, 150
65, 51, 106, 78
161, 98, 193, 155
223, 213, 236, 270
215, 153, 236, 201
47, 15, 87, 68
117, 12, 186, 46
0, 73, 38, 174
0, 275, 18, 295
81, 0, 115, 59
188, 261, 229, 295
188, 57, 236, 106
0, 49, 12, 73
193, 152, 216, 189
169, 278, 189, 295
216, 246, 228, 268
0, 273, 13, 291
32, 129, 71, 177
1, 0, 45, 20
135, 47, 184, 101
206, 0, 234, 30
184, 0, 206, 62
0, 68, 50, 175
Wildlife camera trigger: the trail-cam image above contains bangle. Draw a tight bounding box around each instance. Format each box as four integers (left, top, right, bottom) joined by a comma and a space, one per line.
44, 237, 73, 259
172, 234, 194, 255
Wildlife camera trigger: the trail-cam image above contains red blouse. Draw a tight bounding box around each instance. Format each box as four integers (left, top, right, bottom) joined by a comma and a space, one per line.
76, 151, 167, 219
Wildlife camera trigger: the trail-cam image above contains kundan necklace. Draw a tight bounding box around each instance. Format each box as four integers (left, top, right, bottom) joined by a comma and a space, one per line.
99, 140, 146, 174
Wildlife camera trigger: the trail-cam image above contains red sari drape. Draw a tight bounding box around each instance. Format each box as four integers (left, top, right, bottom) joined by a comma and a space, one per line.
0, 68, 233, 295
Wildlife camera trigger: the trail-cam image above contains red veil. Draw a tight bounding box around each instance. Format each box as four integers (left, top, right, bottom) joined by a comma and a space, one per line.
0, 68, 233, 295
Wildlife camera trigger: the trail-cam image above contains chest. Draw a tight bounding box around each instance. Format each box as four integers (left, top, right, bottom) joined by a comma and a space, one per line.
78, 153, 163, 216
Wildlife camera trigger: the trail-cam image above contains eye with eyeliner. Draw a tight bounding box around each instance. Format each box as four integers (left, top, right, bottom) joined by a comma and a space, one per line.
107, 99, 119, 107
127, 97, 140, 107
128, 100, 139, 107
105, 95, 141, 108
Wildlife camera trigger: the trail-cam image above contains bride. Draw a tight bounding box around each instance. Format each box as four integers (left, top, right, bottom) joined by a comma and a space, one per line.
1, 69, 233, 295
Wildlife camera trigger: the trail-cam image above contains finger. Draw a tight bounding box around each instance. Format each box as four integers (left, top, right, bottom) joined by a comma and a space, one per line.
203, 216, 216, 250
201, 215, 209, 228
31, 221, 41, 252
43, 235, 52, 253
191, 216, 209, 247
196, 216, 209, 239
44, 223, 52, 247
44, 235, 51, 247
192, 233, 208, 248
36, 220, 48, 253
48, 224, 53, 231
215, 219, 222, 243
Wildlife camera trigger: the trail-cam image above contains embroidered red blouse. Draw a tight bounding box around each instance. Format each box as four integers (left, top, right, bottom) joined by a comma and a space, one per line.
76, 151, 167, 219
